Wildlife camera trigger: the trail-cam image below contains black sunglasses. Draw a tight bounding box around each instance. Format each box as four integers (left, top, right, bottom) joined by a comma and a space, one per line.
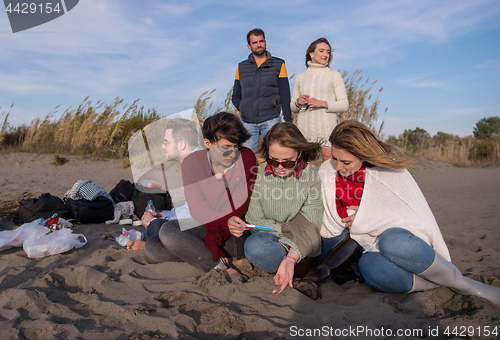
216, 144, 240, 157
266, 158, 299, 169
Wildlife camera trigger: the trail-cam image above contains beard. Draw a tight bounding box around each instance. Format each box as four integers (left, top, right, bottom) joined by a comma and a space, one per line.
251, 47, 266, 56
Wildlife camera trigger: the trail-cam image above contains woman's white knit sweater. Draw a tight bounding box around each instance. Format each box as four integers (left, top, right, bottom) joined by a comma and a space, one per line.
291, 62, 348, 146
319, 160, 451, 261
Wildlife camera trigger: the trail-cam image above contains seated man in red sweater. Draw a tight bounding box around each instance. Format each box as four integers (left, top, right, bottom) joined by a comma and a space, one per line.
145, 112, 257, 282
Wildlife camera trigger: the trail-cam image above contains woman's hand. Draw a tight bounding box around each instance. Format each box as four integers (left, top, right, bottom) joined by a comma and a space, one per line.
341, 205, 359, 229
272, 249, 299, 294
305, 97, 328, 108
296, 94, 310, 106
273, 257, 295, 294
228, 216, 247, 237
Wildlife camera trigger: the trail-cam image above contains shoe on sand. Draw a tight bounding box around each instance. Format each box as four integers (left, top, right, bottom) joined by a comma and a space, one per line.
223, 269, 248, 284
132, 214, 142, 226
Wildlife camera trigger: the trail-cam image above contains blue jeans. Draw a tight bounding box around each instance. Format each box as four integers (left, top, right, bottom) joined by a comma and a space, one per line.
310, 228, 350, 264
320, 228, 436, 293
145, 218, 164, 239
241, 116, 282, 152
244, 232, 287, 273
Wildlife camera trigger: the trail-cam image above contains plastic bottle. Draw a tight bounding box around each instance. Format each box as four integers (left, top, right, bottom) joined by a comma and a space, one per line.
145, 200, 156, 214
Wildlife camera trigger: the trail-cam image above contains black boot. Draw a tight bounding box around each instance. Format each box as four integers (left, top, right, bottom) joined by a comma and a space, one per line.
296, 234, 363, 300
332, 263, 365, 285
294, 258, 315, 279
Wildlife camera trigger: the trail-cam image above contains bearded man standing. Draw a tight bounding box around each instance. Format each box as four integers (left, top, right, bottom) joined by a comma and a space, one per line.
232, 28, 292, 152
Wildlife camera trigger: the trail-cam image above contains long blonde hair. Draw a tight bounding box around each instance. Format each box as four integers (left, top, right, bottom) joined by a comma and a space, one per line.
329, 120, 412, 169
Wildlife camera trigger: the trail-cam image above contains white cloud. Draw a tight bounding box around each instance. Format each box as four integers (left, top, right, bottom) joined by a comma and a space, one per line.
474, 59, 500, 75
348, 0, 500, 42
396, 74, 445, 88
0, 0, 191, 97
273, 0, 500, 68
158, 3, 195, 18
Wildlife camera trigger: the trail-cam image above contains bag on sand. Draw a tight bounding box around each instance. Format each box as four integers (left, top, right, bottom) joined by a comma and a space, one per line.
23, 228, 87, 258
0, 223, 50, 252
18, 193, 69, 224
65, 196, 114, 223
109, 179, 135, 203
132, 185, 173, 218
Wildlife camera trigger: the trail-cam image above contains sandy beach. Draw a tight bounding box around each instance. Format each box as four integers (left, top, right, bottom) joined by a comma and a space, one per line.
0, 152, 499, 339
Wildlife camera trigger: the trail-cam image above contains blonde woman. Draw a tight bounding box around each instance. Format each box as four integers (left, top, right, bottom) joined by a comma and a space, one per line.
297, 120, 500, 306
291, 38, 348, 163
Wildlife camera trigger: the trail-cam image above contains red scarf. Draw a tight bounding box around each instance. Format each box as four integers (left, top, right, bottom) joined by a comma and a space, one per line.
335, 168, 365, 219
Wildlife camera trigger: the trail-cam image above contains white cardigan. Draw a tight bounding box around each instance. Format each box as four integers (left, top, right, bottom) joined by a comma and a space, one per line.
319, 160, 451, 261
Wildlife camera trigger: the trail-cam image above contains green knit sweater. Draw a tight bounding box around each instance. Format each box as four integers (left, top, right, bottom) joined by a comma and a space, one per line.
245, 162, 324, 260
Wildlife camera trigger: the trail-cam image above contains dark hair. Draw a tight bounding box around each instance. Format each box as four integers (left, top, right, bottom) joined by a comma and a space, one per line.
329, 120, 413, 169
202, 112, 251, 146
305, 37, 333, 68
258, 122, 322, 162
166, 118, 199, 148
246, 28, 265, 44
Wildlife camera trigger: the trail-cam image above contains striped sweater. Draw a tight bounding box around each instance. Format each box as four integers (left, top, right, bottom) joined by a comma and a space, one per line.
245, 162, 324, 260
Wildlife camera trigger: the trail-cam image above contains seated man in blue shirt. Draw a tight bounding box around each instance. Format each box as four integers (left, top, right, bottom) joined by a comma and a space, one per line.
127, 118, 201, 250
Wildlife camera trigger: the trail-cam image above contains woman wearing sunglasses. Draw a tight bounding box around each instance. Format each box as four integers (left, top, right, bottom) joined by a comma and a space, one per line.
146, 112, 257, 282
296, 120, 500, 305
228, 122, 324, 294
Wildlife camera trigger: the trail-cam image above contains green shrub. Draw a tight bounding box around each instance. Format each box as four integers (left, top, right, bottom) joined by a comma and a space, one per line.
121, 157, 130, 168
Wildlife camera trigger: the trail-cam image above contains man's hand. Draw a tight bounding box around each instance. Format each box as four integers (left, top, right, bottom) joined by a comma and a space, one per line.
341, 206, 359, 229
228, 216, 247, 237
142, 211, 162, 228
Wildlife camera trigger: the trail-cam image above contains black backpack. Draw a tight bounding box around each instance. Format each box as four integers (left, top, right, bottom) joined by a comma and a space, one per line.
132, 185, 173, 218
109, 179, 135, 203
18, 193, 69, 224
65, 196, 115, 223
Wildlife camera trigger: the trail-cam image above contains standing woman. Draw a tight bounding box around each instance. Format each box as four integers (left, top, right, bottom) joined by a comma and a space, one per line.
297, 120, 500, 306
228, 123, 324, 294
291, 37, 348, 163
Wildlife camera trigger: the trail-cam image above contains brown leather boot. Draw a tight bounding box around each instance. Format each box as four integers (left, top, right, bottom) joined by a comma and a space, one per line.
296, 234, 363, 300
332, 262, 365, 285
294, 258, 315, 279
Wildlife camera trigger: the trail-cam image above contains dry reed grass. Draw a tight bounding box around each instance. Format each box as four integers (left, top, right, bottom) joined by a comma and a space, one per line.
339, 68, 385, 136
1, 97, 160, 159
391, 134, 500, 167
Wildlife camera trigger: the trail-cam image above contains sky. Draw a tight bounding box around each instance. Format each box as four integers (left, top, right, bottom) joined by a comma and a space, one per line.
1, 0, 499, 138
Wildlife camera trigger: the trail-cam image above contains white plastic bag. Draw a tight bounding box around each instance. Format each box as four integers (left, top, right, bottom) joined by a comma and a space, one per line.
0, 223, 50, 252
116, 228, 143, 247
23, 228, 87, 259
